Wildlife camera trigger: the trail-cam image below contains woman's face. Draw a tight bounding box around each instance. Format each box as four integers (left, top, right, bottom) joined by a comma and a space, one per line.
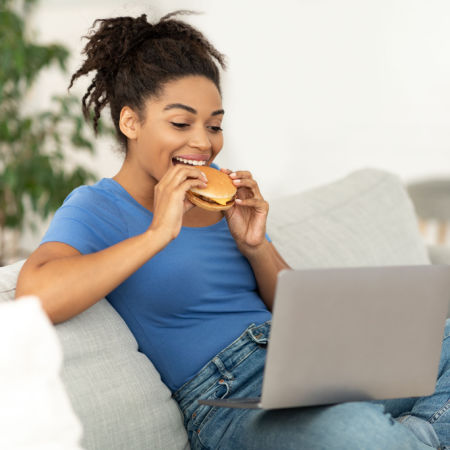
126, 75, 224, 184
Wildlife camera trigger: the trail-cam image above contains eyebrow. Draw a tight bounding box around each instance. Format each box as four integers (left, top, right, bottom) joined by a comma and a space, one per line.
163, 103, 225, 116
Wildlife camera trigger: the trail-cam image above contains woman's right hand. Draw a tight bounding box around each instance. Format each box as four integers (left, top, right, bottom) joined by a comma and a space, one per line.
16, 165, 208, 324
149, 164, 208, 242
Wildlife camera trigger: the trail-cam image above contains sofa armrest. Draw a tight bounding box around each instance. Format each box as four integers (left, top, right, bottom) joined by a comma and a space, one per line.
427, 245, 450, 265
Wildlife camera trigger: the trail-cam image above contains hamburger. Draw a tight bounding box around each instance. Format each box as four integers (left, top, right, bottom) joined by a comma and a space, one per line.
187, 166, 237, 211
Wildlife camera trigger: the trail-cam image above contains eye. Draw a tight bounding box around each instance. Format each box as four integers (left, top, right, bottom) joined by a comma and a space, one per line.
170, 122, 189, 129
209, 126, 223, 133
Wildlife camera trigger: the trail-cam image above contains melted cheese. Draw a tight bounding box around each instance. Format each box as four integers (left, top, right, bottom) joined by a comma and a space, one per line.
210, 197, 231, 205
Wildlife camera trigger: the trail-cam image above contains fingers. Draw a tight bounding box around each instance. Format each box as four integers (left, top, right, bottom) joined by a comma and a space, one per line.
181, 177, 208, 192
161, 164, 208, 188
229, 170, 252, 179
220, 168, 253, 181
160, 177, 207, 202
221, 168, 269, 209
232, 176, 259, 191
235, 196, 269, 212
154, 165, 208, 212
222, 169, 264, 201
155, 165, 207, 199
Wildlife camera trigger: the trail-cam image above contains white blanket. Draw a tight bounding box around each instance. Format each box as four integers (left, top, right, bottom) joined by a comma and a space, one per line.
0, 296, 84, 450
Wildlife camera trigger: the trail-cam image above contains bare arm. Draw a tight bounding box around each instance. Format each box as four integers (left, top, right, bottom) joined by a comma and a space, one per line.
16, 164, 208, 324
16, 228, 168, 324
244, 240, 291, 311
220, 168, 291, 311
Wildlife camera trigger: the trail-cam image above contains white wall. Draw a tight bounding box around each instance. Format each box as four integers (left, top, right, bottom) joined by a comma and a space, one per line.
19, 0, 450, 253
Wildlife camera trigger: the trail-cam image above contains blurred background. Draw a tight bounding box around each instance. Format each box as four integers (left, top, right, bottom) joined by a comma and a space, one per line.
1, 0, 450, 264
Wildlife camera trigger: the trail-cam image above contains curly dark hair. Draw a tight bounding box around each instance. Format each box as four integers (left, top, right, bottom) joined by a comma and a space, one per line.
69, 11, 226, 149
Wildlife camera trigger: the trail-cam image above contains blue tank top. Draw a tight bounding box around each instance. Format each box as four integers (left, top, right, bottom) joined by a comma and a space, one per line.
41, 177, 271, 391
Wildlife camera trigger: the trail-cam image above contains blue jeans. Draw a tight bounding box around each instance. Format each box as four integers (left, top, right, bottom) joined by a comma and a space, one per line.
173, 320, 450, 450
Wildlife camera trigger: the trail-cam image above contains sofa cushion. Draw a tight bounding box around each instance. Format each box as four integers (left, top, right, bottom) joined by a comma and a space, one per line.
0, 260, 24, 300
428, 244, 450, 266
0, 262, 189, 450
267, 168, 429, 268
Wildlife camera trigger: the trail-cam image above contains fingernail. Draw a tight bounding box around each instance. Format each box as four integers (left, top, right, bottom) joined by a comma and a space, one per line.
235, 198, 243, 203
202, 174, 208, 182
233, 179, 241, 184
230, 172, 237, 178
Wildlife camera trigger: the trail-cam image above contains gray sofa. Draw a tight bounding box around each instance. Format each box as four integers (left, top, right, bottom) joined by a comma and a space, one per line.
1, 167, 449, 450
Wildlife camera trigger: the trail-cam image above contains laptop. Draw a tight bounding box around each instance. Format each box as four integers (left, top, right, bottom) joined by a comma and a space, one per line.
199, 265, 450, 410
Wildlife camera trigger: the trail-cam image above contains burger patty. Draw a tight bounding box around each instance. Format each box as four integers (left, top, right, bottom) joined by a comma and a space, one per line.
196, 193, 236, 205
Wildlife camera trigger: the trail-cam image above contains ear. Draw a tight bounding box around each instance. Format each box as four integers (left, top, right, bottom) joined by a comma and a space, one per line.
119, 106, 140, 140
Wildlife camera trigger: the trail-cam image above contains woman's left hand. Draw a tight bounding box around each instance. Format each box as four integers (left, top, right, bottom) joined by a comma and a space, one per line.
221, 168, 269, 254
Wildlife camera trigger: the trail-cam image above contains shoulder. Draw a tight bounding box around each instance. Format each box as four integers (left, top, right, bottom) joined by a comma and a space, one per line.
55, 179, 128, 232
63, 179, 117, 208
41, 179, 128, 252
62, 179, 124, 217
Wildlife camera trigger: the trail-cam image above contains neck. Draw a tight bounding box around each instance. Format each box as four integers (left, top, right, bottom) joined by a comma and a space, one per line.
113, 159, 156, 211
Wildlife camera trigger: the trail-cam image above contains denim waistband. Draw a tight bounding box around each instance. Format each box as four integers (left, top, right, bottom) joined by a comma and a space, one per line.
172, 320, 271, 413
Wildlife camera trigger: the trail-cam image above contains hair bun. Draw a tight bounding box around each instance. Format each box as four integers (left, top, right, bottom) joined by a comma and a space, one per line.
122, 14, 155, 62
69, 11, 226, 147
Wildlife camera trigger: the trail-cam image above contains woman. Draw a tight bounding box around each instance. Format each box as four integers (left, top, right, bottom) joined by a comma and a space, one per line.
16, 11, 450, 450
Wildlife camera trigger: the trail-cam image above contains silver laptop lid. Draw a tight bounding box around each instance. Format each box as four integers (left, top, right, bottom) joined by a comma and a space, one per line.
261, 265, 450, 409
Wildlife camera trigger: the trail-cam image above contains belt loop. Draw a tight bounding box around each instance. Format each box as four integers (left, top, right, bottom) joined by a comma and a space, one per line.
212, 357, 233, 380
247, 325, 269, 344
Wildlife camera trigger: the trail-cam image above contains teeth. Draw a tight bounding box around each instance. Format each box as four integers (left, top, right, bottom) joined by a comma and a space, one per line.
174, 157, 207, 166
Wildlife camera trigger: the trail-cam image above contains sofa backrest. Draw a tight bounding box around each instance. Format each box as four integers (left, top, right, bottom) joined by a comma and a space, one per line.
267, 168, 429, 268
0, 263, 189, 450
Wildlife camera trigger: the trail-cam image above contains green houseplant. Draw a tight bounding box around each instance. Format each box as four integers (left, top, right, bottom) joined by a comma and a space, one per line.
0, 0, 111, 264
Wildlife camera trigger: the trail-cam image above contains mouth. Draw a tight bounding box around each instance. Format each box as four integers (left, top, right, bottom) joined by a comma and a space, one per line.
172, 156, 208, 166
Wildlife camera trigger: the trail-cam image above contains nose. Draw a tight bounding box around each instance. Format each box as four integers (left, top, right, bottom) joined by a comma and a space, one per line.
188, 126, 212, 152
